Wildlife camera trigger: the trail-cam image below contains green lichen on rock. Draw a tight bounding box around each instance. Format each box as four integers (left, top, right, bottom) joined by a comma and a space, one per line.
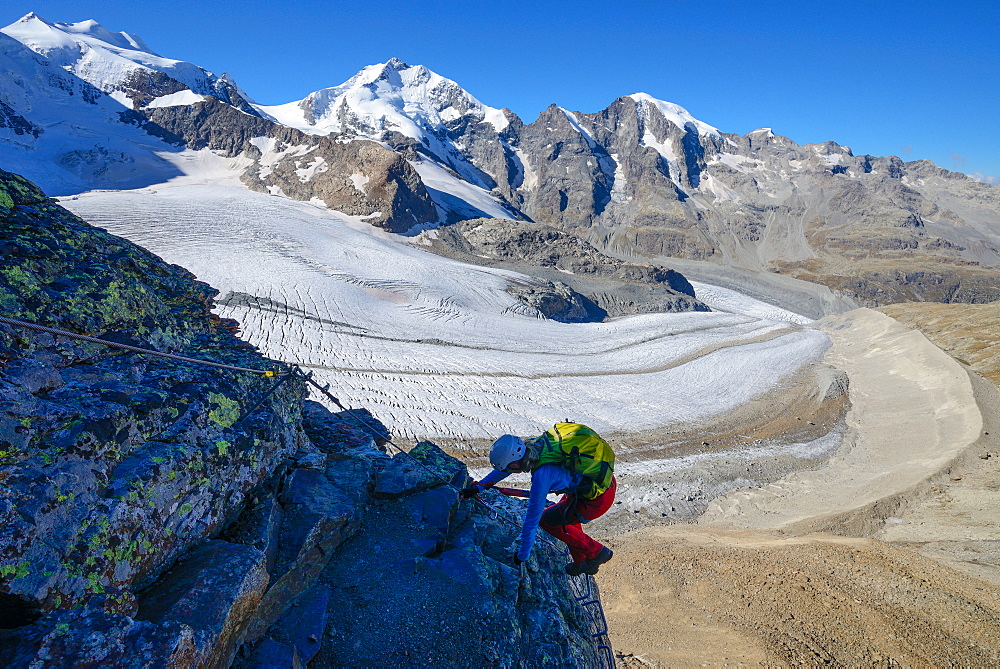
208, 393, 240, 428
0, 562, 29, 580
0, 167, 218, 344
0, 168, 47, 217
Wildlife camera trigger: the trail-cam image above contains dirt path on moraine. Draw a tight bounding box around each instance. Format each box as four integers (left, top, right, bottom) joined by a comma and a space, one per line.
599, 309, 1000, 666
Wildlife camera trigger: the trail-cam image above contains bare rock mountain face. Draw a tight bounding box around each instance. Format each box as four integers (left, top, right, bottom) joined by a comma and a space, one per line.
140, 100, 438, 232
0, 169, 608, 667
419, 217, 709, 320
244, 57, 1000, 307
438, 98, 1000, 306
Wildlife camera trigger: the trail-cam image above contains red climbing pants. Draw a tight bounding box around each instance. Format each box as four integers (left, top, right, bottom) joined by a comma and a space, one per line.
539, 477, 617, 564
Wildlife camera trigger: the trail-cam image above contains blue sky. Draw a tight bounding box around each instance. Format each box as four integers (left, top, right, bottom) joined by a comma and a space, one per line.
8, 1, 999, 181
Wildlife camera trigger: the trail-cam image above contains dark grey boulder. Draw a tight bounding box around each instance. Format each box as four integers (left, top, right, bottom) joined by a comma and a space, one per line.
0, 608, 207, 668
373, 440, 465, 499
135, 540, 268, 668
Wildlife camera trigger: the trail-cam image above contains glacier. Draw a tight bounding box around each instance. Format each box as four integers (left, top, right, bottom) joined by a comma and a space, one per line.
61, 171, 830, 441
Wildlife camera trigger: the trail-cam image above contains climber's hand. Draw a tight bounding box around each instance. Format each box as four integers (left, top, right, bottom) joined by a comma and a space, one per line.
513, 553, 524, 566
460, 483, 484, 499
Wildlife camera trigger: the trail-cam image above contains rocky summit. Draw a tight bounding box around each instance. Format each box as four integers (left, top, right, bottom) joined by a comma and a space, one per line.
0, 169, 610, 666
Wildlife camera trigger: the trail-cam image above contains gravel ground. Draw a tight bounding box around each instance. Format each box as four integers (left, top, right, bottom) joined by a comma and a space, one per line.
603, 526, 1000, 666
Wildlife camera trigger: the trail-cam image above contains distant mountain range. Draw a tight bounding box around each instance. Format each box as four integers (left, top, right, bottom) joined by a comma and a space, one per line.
2, 12, 999, 306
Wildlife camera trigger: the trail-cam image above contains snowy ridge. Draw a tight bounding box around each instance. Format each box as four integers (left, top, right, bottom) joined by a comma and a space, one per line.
629, 93, 721, 138
0, 30, 184, 193
256, 58, 512, 195
1, 13, 229, 105
37, 14, 153, 53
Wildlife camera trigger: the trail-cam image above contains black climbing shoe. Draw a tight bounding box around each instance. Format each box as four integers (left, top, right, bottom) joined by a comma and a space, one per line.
565, 561, 585, 576
580, 547, 613, 575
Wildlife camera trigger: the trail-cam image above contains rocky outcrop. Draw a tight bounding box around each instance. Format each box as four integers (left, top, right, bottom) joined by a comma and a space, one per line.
506, 279, 593, 322
117, 68, 190, 109
142, 101, 438, 232
0, 170, 609, 666
306, 439, 605, 667
419, 217, 710, 319
0, 168, 305, 643
0, 100, 40, 138
241, 134, 438, 233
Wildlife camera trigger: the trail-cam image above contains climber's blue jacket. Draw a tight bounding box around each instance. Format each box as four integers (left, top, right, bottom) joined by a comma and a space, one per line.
478, 464, 576, 561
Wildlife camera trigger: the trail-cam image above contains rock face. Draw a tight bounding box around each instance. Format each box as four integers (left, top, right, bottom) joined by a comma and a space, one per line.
0, 167, 305, 661
0, 100, 39, 138
309, 440, 605, 668
0, 170, 610, 667
142, 101, 439, 232
419, 217, 710, 319
439, 101, 1000, 307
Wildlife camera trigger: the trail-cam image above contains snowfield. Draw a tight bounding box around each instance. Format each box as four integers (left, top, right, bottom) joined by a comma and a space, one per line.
62, 181, 830, 440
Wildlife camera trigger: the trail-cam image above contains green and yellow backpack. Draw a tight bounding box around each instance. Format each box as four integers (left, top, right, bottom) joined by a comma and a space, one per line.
532, 422, 615, 499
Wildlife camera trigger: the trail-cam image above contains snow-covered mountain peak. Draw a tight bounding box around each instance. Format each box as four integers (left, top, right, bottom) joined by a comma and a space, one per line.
3, 13, 157, 59
629, 92, 721, 138
358, 57, 430, 85
0, 13, 225, 107
56, 18, 155, 54
256, 59, 509, 139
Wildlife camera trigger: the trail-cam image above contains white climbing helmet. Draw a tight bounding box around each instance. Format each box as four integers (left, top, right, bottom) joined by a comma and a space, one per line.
489, 434, 527, 470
